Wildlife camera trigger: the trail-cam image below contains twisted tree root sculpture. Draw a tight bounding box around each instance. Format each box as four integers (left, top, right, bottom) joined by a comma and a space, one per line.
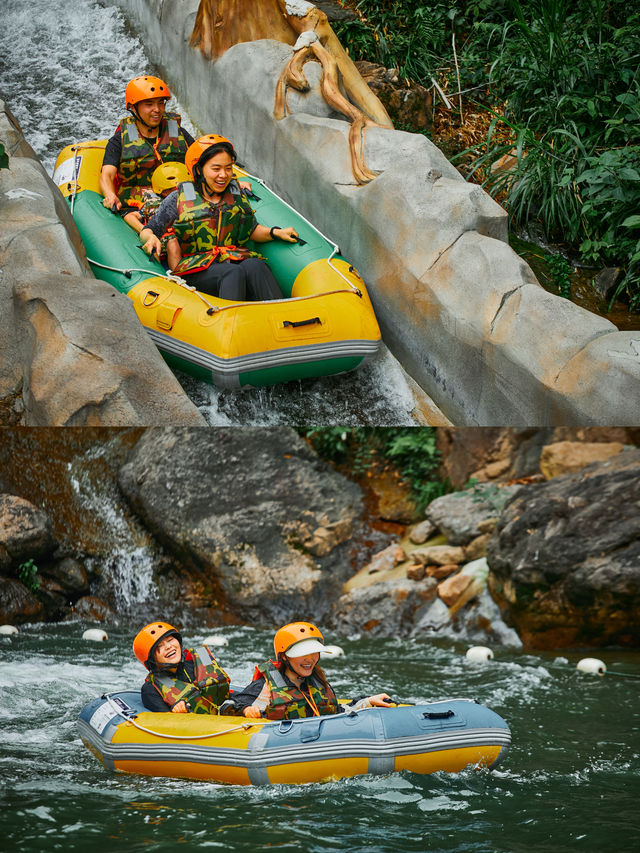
190, 0, 393, 185
275, 32, 378, 184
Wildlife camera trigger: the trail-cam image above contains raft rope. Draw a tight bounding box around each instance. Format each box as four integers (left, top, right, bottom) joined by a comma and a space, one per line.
236, 166, 363, 297
85, 257, 365, 317
104, 694, 255, 740
84, 258, 220, 312
102, 693, 374, 742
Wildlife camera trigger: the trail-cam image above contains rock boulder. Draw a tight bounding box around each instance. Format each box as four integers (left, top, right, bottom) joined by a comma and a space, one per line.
0, 494, 56, 563
117, 428, 365, 623
487, 448, 640, 648
539, 440, 626, 479
426, 483, 521, 545
0, 577, 42, 624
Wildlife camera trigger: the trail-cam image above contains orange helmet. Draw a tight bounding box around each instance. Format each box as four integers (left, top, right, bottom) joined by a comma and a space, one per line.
125, 75, 170, 109
151, 161, 190, 194
185, 134, 235, 177
274, 622, 325, 659
133, 621, 182, 668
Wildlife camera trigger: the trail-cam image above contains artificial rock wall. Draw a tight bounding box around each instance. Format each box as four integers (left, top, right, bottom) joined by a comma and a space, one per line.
0, 99, 205, 426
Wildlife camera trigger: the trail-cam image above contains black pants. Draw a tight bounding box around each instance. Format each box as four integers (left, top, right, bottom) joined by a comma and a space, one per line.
185, 258, 283, 301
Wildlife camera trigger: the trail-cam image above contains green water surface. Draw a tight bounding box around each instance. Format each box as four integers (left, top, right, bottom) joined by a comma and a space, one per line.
1, 625, 638, 852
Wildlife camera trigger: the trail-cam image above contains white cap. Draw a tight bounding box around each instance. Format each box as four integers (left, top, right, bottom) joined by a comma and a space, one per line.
286, 638, 330, 658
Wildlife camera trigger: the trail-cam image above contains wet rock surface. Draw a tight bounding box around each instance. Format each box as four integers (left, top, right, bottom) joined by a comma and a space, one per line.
0, 494, 55, 562
117, 428, 365, 624
1, 428, 639, 649
487, 448, 640, 648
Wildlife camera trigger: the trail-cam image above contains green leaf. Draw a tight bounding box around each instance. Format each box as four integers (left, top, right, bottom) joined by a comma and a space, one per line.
0, 143, 8, 170
619, 168, 640, 182
622, 216, 640, 228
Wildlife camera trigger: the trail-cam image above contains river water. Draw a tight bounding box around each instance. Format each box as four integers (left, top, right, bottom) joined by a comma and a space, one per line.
1, 625, 639, 852
0, 0, 428, 426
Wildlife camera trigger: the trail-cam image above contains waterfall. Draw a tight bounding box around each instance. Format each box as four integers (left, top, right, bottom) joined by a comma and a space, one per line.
67, 441, 159, 612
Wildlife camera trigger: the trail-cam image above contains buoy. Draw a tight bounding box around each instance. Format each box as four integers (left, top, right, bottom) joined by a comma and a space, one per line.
577, 657, 607, 675
203, 635, 228, 647
82, 628, 108, 642
465, 646, 494, 662
0, 625, 19, 636
320, 645, 344, 658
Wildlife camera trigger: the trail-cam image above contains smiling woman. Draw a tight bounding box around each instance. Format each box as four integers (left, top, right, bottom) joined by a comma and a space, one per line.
133, 621, 232, 714
224, 621, 392, 719
139, 134, 300, 302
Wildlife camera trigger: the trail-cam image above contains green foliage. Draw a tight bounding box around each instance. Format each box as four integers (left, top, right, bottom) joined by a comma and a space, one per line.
303, 428, 447, 514
0, 143, 8, 170
338, 0, 640, 309
546, 252, 572, 299
463, 0, 640, 307
18, 558, 40, 594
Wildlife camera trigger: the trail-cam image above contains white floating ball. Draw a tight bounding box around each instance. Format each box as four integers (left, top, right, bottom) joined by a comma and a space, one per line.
203, 635, 228, 647
320, 644, 344, 658
82, 628, 108, 642
0, 625, 19, 636
465, 645, 495, 662
576, 657, 606, 675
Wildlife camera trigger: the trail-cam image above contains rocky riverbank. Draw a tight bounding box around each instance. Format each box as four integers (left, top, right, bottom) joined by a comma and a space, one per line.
1, 427, 638, 650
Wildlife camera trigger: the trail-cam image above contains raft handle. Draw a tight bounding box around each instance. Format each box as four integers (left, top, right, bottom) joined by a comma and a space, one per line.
283, 317, 321, 329
143, 291, 160, 306
423, 710, 455, 720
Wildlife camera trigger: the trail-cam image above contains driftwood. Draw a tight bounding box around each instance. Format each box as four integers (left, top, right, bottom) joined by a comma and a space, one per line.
190, 0, 393, 184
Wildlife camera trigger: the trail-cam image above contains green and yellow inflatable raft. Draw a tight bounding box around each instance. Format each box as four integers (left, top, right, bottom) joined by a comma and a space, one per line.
53, 141, 381, 388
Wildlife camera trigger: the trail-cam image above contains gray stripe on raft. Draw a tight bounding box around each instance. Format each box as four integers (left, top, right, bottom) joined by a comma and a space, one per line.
247, 729, 271, 785
145, 330, 380, 384
78, 718, 511, 771
368, 710, 395, 776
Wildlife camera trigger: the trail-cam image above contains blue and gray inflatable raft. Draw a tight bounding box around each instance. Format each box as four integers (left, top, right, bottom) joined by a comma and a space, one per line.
78, 691, 511, 785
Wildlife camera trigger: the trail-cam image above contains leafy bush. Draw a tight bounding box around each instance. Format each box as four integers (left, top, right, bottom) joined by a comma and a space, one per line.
303, 428, 447, 513
463, 0, 640, 306
337, 0, 640, 308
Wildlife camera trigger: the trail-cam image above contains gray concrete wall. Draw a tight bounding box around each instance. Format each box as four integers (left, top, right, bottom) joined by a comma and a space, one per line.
106, 3, 640, 423
0, 98, 205, 426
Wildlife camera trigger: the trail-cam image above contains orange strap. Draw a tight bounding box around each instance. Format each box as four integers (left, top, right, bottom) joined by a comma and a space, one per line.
301, 688, 321, 717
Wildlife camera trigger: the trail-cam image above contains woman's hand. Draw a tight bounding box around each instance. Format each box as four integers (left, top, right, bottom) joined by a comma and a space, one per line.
272, 226, 298, 243
243, 705, 262, 719
171, 700, 188, 713
368, 693, 393, 708
140, 230, 162, 257
238, 180, 252, 192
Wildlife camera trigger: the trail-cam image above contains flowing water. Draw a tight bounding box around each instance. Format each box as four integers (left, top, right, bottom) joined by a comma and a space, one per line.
0, 0, 427, 426
1, 625, 639, 853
